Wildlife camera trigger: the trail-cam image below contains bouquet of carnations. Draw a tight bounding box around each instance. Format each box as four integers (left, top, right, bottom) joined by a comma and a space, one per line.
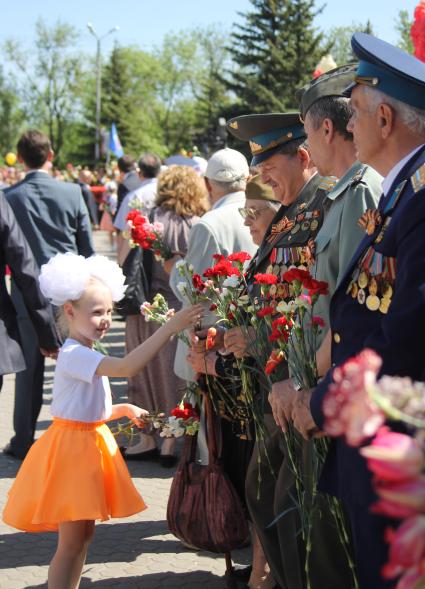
251, 267, 328, 388
126, 209, 172, 263
142, 402, 200, 438
140, 293, 191, 346
249, 268, 360, 588
323, 349, 425, 589
174, 253, 265, 440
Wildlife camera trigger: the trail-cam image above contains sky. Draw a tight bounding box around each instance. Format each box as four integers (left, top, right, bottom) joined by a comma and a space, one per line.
1, 0, 418, 60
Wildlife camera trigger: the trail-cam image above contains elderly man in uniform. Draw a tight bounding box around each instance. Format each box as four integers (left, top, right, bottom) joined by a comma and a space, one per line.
289, 33, 425, 589
225, 113, 349, 589
269, 66, 382, 442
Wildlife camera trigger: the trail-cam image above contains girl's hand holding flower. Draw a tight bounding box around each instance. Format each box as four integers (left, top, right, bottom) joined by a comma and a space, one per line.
167, 304, 204, 334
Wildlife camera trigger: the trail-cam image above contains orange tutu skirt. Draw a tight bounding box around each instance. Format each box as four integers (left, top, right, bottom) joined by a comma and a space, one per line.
3, 418, 146, 532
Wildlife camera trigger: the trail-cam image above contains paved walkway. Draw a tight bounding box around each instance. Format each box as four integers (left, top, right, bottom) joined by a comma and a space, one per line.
0, 231, 249, 588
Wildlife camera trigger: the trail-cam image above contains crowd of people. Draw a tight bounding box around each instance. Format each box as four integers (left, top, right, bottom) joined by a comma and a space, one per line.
0, 30, 425, 589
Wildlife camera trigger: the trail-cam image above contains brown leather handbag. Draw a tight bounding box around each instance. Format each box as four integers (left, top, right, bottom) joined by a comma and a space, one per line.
166, 396, 249, 553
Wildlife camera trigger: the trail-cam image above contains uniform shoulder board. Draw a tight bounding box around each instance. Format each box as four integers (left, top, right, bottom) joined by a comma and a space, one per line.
349, 165, 367, 187
411, 163, 425, 193
318, 176, 338, 192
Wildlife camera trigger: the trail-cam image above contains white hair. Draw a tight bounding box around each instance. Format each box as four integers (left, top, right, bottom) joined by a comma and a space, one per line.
362, 86, 425, 136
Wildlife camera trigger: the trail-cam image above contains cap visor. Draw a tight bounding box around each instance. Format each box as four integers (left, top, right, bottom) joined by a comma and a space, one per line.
342, 81, 356, 97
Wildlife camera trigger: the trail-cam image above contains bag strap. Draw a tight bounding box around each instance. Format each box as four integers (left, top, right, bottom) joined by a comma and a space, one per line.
204, 395, 219, 463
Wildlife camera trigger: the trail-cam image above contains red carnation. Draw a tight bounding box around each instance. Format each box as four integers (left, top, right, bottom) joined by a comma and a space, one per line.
257, 306, 275, 318
302, 277, 329, 296
192, 274, 206, 291
282, 268, 311, 283
254, 273, 278, 285
212, 253, 225, 262
265, 349, 285, 375
210, 303, 218, 311
228, 252, 252, 263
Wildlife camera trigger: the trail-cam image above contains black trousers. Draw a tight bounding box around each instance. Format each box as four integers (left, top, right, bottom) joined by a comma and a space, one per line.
10, 284, 45, 458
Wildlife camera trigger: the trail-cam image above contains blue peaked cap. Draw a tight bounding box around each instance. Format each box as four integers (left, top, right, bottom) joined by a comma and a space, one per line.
346, 33, 425, 110
226, 113, 306, 165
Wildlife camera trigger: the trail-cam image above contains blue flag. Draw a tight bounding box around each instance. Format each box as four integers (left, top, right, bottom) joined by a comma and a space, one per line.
109, 123, 124, 158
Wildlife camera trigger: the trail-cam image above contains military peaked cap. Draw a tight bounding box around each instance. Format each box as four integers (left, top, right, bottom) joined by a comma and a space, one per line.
226, 113, 305, 165
346, 32, 425, 110
297, 64, 357, 119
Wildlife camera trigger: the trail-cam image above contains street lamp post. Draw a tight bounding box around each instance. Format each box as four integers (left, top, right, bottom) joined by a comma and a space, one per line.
87, 23, 119, 164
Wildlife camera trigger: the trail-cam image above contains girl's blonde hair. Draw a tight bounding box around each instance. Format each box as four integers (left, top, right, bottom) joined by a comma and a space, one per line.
155, 165, 209, 217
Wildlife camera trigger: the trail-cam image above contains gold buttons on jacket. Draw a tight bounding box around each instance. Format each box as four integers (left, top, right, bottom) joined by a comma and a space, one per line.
333, 332, 341, 344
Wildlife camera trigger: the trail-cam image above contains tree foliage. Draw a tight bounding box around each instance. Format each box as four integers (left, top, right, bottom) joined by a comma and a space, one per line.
5, 18, 83, 164
396, 10, 414, 54
224, 0, 329, 112
325, 21, 374, 65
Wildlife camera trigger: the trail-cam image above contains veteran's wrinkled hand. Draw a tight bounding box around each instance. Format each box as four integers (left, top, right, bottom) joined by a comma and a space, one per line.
191, 327, 224, 353
268, 378, 298, 432
292, 389, 322, 440
224, 326, 254, 358
186, 349, 217, 376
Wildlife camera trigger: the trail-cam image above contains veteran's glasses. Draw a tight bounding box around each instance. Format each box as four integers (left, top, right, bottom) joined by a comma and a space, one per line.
238, 206, 269, 220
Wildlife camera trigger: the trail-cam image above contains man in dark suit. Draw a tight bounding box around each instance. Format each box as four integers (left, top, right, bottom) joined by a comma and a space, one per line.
116, 155, 142, 213
4, 129, 94, 459
0, 191, 60, 392
77, 169, 99, 227
289, 34, 425, 589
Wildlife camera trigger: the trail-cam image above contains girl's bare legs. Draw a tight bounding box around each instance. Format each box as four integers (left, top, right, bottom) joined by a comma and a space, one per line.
48, 520, 95, 589
249, 527, 275, 589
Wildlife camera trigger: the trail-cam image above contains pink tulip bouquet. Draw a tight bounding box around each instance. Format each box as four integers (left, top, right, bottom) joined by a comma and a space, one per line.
323, 349, 425, 589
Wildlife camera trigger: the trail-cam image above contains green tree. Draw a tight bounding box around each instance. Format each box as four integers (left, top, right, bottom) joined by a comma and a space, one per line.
224, 0, 329, 112
0, 67, 25, 156
325, 21, 374, 65
396, 9, 414, 54
5, 18, 83, 164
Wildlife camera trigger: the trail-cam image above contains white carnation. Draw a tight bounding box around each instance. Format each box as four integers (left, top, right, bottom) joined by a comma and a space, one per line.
222, 275, 239, 288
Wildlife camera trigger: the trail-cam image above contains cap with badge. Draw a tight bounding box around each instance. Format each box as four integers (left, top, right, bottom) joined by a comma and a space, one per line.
245, 174, 279, 202
296, 64, 357, 120
345, 32, 425, 109
227, 113, 306, 165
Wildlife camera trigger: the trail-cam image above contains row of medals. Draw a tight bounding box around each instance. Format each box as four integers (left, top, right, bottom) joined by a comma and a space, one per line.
347, 271, 393, 314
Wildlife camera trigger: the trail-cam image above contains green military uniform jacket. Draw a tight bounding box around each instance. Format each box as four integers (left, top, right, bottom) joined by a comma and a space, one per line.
312, 161, 383, 331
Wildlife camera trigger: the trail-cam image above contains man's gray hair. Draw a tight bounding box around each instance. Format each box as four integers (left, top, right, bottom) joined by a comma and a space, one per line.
209, 177, 247, 193
363, 86, 425, 136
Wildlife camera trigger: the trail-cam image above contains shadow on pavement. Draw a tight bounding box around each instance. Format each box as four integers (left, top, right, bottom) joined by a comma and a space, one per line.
27, 569, 224, 588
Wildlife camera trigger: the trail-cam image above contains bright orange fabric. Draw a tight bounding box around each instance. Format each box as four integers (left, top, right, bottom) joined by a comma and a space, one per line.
3, 418, 146, 532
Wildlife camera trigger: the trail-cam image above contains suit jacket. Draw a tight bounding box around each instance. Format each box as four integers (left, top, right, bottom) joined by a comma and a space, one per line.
0, 191, 60, 375
5, 171, 94, 267
169, 191, 257, 381
77, 180, 99, 225
117, 171, 142, 212
311, 145, 425, 506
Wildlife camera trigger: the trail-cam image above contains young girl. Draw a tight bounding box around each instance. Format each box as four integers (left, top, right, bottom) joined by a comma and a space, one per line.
2, 252, 202, 589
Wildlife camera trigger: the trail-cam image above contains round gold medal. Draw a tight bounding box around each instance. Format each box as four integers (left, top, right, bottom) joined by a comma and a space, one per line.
301, 221, 311, 231
269, 284, 277, 296
357, 288, 366, 304
291, 224, 300, 235
266, 264, 274, 274
358, 271, 368, 289
366, 294, 380, 311
351, 283, 359, 298
310, 219, 319, 231
273, 264, 280, 275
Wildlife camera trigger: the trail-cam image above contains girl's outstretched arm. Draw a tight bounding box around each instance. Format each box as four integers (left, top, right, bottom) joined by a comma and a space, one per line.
96, 304, 203, 378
